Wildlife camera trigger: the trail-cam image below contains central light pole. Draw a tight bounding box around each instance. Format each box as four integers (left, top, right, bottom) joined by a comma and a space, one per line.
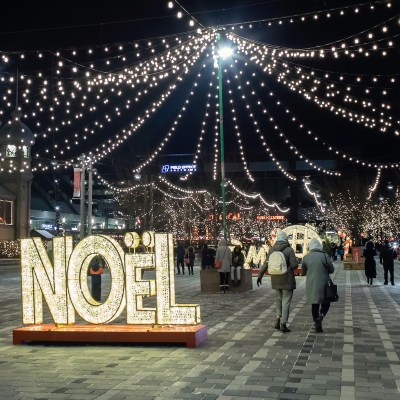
216, 33, 232, 240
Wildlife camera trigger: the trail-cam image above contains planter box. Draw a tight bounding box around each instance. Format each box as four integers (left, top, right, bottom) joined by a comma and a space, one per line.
200, 269, 253, 293
343, 261, 365, 270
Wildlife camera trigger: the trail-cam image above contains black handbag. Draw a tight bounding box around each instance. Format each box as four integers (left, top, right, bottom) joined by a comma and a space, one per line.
325, 276, 339, 302
324, 254, 339, 302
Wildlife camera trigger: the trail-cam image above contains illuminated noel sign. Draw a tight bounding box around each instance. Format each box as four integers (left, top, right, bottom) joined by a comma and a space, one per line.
161, 164, 197, 173
20, 232, 201, 326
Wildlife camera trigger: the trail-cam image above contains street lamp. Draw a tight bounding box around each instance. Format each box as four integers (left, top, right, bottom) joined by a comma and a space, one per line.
216, 33, 233, 240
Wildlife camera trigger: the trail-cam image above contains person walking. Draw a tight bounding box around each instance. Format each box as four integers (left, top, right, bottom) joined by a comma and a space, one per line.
215, 238, 232, 293
231, 245, 245, 286
380, 240, 396, 285
301, 239, 335, 333
257, 230, 298, 333
176, 242, 185, 275
186, 246, 195, 275
363, 241, 377, 285
337, 244, 345, 261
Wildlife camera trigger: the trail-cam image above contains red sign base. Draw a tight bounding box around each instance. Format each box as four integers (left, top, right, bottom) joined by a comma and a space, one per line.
13, 324, 208, 348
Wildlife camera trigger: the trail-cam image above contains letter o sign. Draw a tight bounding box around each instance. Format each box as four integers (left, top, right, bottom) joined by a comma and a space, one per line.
68, 235, 126, 324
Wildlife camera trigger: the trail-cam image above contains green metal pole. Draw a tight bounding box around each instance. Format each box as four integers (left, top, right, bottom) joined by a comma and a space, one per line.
217, 33, 227, 240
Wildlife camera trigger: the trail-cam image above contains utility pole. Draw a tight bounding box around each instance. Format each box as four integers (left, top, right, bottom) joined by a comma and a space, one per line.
87, 158, 93, 236
217, 32, 228, 240
150, 176, 154, 230
79, 154, 85, 240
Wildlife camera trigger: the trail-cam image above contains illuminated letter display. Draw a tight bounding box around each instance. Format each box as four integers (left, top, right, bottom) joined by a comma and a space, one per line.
20, 232, 201, 326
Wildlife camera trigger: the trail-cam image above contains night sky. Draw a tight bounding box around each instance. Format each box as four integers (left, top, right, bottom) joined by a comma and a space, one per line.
1, 0, 399, 197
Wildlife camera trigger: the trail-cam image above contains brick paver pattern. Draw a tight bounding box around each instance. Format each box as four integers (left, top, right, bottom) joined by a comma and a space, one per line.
1, 258, 400, 400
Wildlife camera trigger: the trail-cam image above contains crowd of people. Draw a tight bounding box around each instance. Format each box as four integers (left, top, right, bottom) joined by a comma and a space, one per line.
82, 233, 397, 334
174, 232, 398, 334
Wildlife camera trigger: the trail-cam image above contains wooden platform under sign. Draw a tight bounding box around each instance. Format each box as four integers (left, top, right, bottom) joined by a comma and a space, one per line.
13, 324, 208, 348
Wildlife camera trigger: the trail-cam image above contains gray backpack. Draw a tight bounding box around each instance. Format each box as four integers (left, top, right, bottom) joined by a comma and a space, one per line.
268, 251, 287, 275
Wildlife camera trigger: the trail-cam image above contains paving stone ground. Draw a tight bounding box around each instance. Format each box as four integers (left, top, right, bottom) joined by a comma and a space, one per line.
1, 258, 400, 399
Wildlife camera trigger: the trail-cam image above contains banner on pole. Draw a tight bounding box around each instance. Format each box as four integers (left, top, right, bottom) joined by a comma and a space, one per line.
73, 168, 81, 198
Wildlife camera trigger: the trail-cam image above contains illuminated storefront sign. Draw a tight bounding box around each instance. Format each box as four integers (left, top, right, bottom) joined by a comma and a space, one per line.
20, 232, 201, 326
256, 215, 285, 221
161, 164, 197, 173
208, 213, 241, 221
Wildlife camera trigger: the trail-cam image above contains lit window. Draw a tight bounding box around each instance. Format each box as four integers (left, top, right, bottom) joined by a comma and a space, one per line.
5, 145, 17, 158
22, 146, 30, 158
0, 200, 13, 225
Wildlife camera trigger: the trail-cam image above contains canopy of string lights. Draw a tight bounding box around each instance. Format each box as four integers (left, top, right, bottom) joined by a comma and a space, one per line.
0, 0, 399, 225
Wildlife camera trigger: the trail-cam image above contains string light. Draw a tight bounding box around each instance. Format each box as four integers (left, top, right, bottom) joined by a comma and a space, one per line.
227, 66, 297, 180
224, 71, 255, 182
367, 168, 381, 199
303, 177, 325, 212
229, 65, 339, 177
227, 180, 289, 213
131, 62, 208, 174
180, 72, 214, 181
220, 0, 394, 34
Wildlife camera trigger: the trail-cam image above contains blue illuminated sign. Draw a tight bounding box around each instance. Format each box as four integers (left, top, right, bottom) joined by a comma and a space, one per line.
161, 164, 197, 174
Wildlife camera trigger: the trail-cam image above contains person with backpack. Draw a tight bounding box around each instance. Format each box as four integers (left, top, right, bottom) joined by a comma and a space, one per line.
301, 238, 335, 333
257, 230, 298, 332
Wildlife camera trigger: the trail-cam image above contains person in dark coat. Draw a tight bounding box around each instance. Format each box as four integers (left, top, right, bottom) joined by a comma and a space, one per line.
231, 245, 245, 286
176, 243, 185, 274
337, 244, 345, 261
380, 240, 396, 285
206, 248, 215, 269
89, 255, 104, 302
186, 246, 195, 275
201, 244, 212, 269
301, 239, 335, 333
257, 230, 298, 333
331, 242, 338, 261
322, 241, 331, 257
363, 241, 377, 285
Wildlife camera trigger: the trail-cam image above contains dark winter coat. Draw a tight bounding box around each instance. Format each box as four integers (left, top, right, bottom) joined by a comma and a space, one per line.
232, 250, 245, 268
301, 249, 335, 304
363, 247, 377, 279
186, 248, 195, 267
176, 245, 185, 261
201, 246, 209, 268
258, 240, 298, 290
380, 244, 397, 268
